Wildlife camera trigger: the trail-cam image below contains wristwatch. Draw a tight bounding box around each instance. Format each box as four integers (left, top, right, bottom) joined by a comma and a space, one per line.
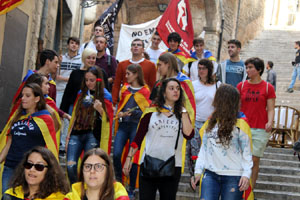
182, 108, 187, 113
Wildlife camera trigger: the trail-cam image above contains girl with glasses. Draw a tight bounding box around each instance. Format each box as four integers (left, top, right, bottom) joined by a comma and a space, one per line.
187, 59, 222, 178
0, 83, 58, 194
66, 67, 113, 184
1, 146, 68, 200
64, 148, 129, 200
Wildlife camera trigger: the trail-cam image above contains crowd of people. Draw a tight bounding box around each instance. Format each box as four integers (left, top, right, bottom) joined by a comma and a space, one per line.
0, 23, 279, 200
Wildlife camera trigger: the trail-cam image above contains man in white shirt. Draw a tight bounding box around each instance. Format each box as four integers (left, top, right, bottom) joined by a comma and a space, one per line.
56, 37, 81, 107
78, 24, 110, 55
183, 38, 217, 81
146, 31, 164, 64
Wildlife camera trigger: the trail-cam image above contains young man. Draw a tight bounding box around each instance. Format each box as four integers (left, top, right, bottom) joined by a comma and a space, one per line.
37, 49, 60, 101
95, 36, 118, 91
112, 39, 156, 106
146, 31, 164, 63
286, 41, 300, 93
56, 37, 82, 107
183, 38, 216, 81
78, 24, 110, 55
266, 61, 277, 91
166, 32, 189, 70
217, 39, 247, 87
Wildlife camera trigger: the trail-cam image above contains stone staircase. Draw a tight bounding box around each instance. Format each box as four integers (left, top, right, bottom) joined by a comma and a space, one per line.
255, 147, 300, 200
240, 28, 300, 199
240, 28, 300, 110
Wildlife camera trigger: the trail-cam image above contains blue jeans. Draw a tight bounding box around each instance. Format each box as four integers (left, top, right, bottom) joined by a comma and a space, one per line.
2, 165, 15, 194
288, 65, 300, 89
113, 122, 138, 191
67, 132, 99, 184
201, 170, 243, 200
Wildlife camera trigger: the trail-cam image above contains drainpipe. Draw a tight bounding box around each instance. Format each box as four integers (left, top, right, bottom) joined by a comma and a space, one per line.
235, 0, 242, 38
217, 0, 224, 62
36, 0, 49, 69
79, 6, 85, 44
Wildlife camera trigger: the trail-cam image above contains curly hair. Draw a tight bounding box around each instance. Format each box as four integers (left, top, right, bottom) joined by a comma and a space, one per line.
155, 78, 184, 120
206, 84, 240, 147
78, 148, 115, 200
9, 146, 69, 198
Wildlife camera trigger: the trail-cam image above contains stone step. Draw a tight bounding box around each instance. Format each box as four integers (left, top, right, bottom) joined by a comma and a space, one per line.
256, 180, 300, 193
258, 172, 300, 183
254, 189, 300, 200
264, 147, 295, 154
260, 158, 300, 168
262, 152, 299, 161
259, 165, 300, 176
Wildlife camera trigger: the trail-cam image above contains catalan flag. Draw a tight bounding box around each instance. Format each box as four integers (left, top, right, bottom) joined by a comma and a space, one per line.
0, 0, 24, 15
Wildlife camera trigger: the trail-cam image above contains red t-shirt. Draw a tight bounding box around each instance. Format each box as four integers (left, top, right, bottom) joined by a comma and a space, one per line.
237, 80, 276, 129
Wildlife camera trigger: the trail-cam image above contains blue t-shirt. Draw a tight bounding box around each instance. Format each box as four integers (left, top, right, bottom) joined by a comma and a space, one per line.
5, 118, 46, 169
225, 60, 245, 87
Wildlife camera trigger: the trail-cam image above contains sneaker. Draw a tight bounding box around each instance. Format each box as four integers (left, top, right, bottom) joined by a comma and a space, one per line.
286, 88, 294, 93
127, 190, 135, 200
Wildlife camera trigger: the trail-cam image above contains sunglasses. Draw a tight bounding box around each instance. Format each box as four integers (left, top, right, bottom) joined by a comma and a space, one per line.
24, 161, 48, 171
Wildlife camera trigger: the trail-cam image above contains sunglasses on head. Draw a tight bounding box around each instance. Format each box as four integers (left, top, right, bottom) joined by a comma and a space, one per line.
24, 161, 48, 171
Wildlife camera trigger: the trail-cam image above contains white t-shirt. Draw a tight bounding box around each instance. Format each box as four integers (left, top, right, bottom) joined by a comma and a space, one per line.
193, 80, 221, 121
141, 112, 184, 167
78, 40, 111, 55
146, 47, 164, 64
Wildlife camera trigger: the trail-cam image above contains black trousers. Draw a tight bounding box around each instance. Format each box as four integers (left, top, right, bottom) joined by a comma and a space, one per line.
139, 166, 182, 200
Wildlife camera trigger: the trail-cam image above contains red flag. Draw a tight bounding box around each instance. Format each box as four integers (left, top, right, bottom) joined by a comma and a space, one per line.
0, 0, 24, 15
156, 0, 194, 56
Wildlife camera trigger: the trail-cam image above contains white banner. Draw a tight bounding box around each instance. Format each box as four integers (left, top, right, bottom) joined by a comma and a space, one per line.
116, 16, 167, 62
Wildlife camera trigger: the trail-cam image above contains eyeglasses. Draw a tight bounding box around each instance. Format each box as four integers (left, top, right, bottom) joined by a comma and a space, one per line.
198, 67, 207, 71
24, 162, 48, 171
83, 163, 107, 172
131, 43, 143, 47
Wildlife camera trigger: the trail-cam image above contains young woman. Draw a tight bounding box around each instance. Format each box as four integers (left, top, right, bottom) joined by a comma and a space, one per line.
113, 64, 151, 198
2, 146, 69, 200
60, 48, 109, 115
191, 84, 253, 200
237, 57, 276, 188
66, 67, 113, 184
64, 148, 129, 200
123, 78, 194, 200
0, 83, 58, 194
187, 59, 222, 176
150, 52, 195, 126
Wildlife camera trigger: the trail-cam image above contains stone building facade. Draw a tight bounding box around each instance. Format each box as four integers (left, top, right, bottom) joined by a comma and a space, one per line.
84, 0, 265, 61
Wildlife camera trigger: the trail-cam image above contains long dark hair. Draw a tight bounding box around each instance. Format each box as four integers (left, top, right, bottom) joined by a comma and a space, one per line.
78, 148, 114, 200
9, 146, 69, 198
10, 83, 46, 126
127, 64, 145, 86
75, 67, 107, 119
198, 59, 215, 84
206, 84, 240, 147
155, 78, 184, 119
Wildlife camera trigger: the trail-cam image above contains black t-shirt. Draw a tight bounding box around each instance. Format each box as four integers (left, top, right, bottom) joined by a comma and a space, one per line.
5, 118, 46, 169
296, 49, 300, 64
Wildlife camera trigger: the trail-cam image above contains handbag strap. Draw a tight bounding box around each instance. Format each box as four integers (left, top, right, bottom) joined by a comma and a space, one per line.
174, 117, 181, 150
